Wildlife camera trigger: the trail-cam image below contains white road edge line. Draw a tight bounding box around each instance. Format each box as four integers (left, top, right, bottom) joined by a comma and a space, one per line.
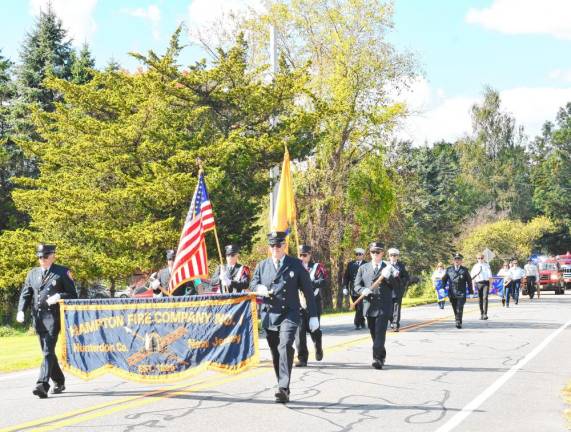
435, 317, 571, 432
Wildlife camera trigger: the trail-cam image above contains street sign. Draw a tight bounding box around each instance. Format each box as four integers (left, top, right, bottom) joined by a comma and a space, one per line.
483, 248, 495, 262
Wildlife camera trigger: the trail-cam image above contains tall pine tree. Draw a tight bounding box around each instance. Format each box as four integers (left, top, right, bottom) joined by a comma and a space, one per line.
71, 43, 95, 84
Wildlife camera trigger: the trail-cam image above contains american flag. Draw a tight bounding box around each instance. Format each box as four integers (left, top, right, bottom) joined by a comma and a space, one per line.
169, 171, 215, 293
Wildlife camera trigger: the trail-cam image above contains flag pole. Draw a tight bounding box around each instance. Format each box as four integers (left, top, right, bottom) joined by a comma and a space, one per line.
196, 159, 226, 293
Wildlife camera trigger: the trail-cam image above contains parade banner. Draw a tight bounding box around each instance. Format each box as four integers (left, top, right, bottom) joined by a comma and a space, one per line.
434, 279, 448, 301
434, 279, 478, 300
491, 277, 505, 297
59, 294, 259, 383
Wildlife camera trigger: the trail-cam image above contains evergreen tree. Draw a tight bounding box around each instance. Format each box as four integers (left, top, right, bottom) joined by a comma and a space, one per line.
71, 43, 95, 84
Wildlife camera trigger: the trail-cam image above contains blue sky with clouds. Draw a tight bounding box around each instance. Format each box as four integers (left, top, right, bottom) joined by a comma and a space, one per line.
1, 0, 571, 144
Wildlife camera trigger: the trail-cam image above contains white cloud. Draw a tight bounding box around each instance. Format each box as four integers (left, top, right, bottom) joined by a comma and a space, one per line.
122, 5, 161, 41
548, 68, 571, 82
186, 0, 264, 44
466, 0, 571, 40
29, 0, 97, 45
399, 82, 571, 144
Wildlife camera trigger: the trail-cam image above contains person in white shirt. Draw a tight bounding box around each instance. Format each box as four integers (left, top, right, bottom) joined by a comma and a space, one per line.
504, 258, 524, 307
524, 258, 540, 300
431, 262, 446, 309
470, 254, 493, 320
497, 261, 510, 307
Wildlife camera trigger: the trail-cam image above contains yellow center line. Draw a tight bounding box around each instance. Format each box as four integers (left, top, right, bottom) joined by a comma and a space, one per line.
3, 302, 487, 431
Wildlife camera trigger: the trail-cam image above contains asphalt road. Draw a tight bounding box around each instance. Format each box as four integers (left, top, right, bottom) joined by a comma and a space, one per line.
1, 293, 570, 432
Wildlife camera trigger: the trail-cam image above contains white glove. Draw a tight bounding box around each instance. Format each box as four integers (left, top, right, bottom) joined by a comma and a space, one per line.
313, 288, 319, 297
255, 284, 269, 297
393, 269, 400, 278
342, 288, 349, 296
150, 279, 161, 290
149, 272, 158, 280
16, 311, 25, 323
309, 317, 320, 332
46, 293, 61, 305
381, 267, 392, 278
221, 275, 231, 287
361, 288, 372, 297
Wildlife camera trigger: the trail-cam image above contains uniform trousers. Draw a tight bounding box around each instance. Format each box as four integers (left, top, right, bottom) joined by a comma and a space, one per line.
366, 314, 390, 361
266, 319, 298, 391
449, 296, 466, 323
295, 309, 322, 363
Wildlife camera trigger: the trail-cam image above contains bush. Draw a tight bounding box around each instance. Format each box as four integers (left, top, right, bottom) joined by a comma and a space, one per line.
0, 325, 28, 337
405, 271, 437, 301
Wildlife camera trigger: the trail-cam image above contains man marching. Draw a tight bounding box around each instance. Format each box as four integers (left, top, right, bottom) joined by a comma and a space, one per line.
440, 253, 473, 329
250, 232, 319, 403
211, 244, 251, 293
151, 249, 195, 296
470, 254, 493, 320
16, 244, 78, 398
386, 248, 409, 332
342, 248, 367, 329
354, 241, 392, 369
295, 244, 327, 367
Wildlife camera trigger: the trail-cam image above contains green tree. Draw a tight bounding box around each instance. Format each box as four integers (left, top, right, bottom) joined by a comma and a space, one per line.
70, 43, 96, 84
531, 103, 571, 252
458, 87, 534, 220
245, 0, 416, 307
0, 30, 316, 306
383, 141, 476, 273
0, 50, 21, 232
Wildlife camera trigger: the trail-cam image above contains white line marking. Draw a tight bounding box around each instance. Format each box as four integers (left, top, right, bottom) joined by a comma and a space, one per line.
436, 317, 571, 432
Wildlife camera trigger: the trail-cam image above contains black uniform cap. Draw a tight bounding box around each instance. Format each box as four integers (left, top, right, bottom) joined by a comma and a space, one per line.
166, 249, 176, 260
298, 244, 312, 254
225, 244, 240, 255
267, 231, 287, 245
453, 252, 463, 259
36, 244, 56, 257
369, 241, 384, 252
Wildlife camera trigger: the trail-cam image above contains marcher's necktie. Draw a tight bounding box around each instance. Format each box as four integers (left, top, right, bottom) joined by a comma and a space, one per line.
274, 260, 280, 272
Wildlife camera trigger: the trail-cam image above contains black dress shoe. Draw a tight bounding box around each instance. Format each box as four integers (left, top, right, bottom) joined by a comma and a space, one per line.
372, 359, 384, 370
33, 384, 48, 399
274, 388, 290, 403
51, 383, 65, 394
315, 348, 323, 361
480, 314, 484, 320
295, 360, 307, 367
393, 325, 399, 332
455, 321, 462, 329
483, 314, 488, 320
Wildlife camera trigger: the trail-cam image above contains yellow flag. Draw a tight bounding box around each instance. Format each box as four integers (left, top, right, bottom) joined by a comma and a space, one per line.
271, 147, 296, 234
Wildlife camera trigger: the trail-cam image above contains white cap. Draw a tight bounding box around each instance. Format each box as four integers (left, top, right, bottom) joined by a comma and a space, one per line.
354, 248, 365, 254
388, 248, 400, 256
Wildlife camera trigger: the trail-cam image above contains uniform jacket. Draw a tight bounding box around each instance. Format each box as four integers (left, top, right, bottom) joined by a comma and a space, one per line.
302, 261, 328, 316
211, 263, 251, 293
249, 255, 317, 329
342, 259, 367, 296
385, 261, 410, 299
354, 261, 392, 318
18, 264, 77, 332
441, 265, 473, 298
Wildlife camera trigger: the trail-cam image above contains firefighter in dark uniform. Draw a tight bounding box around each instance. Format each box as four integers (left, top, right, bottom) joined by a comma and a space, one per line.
342, 248, 367, 329
210, 244, 251, 293
151, 249, 195, 296
440, 253, 473, 329
250, 232, 318, 403
16, 244, 78, 398
295, 244, 327, 367
387, 248, 410, 332
354, 241, 392, 369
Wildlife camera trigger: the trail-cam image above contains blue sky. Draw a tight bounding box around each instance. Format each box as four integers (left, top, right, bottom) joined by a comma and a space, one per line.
1, 0, 571, 144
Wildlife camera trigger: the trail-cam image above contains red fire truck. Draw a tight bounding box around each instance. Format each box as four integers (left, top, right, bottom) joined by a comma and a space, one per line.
556, 252, 571, 291
537, 256, 566, 295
